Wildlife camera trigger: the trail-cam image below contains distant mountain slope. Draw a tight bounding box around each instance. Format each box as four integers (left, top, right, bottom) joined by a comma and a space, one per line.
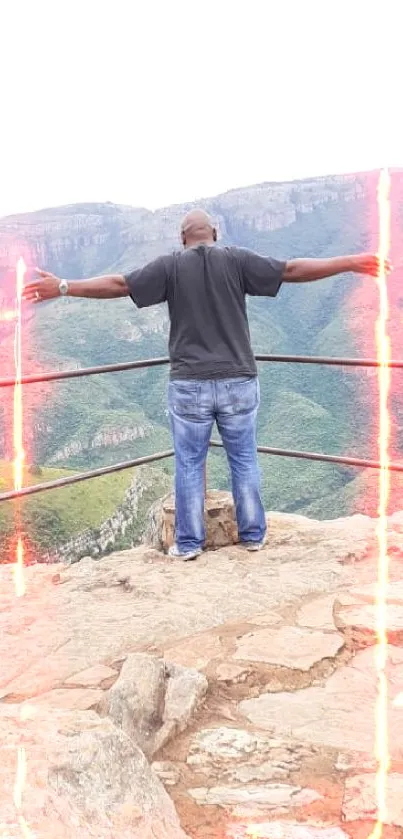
1, 170, 403, 558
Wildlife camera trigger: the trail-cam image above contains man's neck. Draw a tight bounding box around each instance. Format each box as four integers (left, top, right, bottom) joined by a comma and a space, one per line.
185, 239, 215, 249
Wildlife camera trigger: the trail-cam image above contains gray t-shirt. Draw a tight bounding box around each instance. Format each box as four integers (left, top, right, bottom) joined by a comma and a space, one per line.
124, 244, 285, 380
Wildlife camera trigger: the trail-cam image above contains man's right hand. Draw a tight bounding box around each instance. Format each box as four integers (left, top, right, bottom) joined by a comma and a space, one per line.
23, 271, 129, 301
23, 270, 62, 303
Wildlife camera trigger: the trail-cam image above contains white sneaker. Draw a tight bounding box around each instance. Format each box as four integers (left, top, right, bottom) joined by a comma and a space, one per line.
239, 540, 265, 552
168, 544, 202, 561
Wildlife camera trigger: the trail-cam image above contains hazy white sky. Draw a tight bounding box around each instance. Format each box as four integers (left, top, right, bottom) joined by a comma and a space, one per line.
0, 0, 401, 218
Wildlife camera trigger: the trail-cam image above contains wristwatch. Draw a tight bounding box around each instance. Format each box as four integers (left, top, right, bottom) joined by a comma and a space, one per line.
59, 279, 69, 296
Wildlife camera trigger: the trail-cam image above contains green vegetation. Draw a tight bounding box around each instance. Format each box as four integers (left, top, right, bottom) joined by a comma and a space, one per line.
0, 460, 173, 558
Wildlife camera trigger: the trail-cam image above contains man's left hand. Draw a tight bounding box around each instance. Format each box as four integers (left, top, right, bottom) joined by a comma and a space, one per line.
22, 270, 61, 303
352, 253, 393, 277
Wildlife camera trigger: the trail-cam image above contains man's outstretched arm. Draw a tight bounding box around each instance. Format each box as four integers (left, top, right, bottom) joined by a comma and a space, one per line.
283, 253, 392, 282
23, 270, 129, 302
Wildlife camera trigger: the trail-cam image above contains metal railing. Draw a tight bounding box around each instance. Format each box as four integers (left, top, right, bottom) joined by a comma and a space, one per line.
2, 352, 403, 391
1, 352, 403, 505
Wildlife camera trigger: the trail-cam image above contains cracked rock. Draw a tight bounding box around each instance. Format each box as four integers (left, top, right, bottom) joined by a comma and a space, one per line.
187, 728, 316, 783
99, 654, 207, 759
188, 783, 321, 813
239, 647, 403, 756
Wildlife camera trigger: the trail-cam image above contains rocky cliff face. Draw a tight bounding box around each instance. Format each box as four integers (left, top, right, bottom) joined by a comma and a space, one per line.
40, 468, 160, 564
48, 423, 152, 464
0, 204, 148, 276
210, 173, 366, 234
0, 172, 371, 278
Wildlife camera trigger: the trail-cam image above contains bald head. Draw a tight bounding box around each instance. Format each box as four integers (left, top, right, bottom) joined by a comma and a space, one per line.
180, 209, 217, 247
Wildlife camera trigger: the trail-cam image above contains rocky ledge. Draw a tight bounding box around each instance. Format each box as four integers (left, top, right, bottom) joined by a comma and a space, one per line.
1, 495, 403, 837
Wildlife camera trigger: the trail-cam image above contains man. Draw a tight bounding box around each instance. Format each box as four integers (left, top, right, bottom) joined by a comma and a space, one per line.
23, 209, 390, 560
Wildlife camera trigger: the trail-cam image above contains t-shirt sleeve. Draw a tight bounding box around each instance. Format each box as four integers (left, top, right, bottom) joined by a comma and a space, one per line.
238, 248, 286, 297
124, 255, 168, 308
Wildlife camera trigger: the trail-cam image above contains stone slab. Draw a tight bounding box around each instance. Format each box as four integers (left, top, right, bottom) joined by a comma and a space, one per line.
296, 595, 337, 631
164, 633, 223, 670
188, 783, 321, 811
234, 626, 343, 670
240, 647, 403, 757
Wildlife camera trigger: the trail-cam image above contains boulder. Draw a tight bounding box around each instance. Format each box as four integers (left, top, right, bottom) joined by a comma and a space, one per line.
143, 490, 238, 550
97, 653, 166, 758
98, 653, 207, 758
0, 705, 189, 839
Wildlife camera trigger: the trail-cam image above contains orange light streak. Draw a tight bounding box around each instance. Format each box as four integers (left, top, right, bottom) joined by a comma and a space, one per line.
13, 748, 34, 838
12, 257, 26, 598
369, 168, 391, 839
0, 308, 17, 321
11, 258, 33, 836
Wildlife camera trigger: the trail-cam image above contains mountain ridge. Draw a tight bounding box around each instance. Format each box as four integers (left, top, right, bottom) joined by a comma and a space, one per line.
0, 170, 376, 279
3, 167, 401, 224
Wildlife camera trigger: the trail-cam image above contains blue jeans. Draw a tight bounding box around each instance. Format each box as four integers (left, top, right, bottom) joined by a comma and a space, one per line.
167, 377, 266, 552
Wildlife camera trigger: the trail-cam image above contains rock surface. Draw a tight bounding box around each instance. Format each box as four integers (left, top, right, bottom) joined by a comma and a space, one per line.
239, 646, 403, 755
335, 582, 403, 645
0, 705, 188, 839
2, 502, 403, 837
228, 826, 349, 839
296, 595, 337, 630
342, 773, 403, 827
